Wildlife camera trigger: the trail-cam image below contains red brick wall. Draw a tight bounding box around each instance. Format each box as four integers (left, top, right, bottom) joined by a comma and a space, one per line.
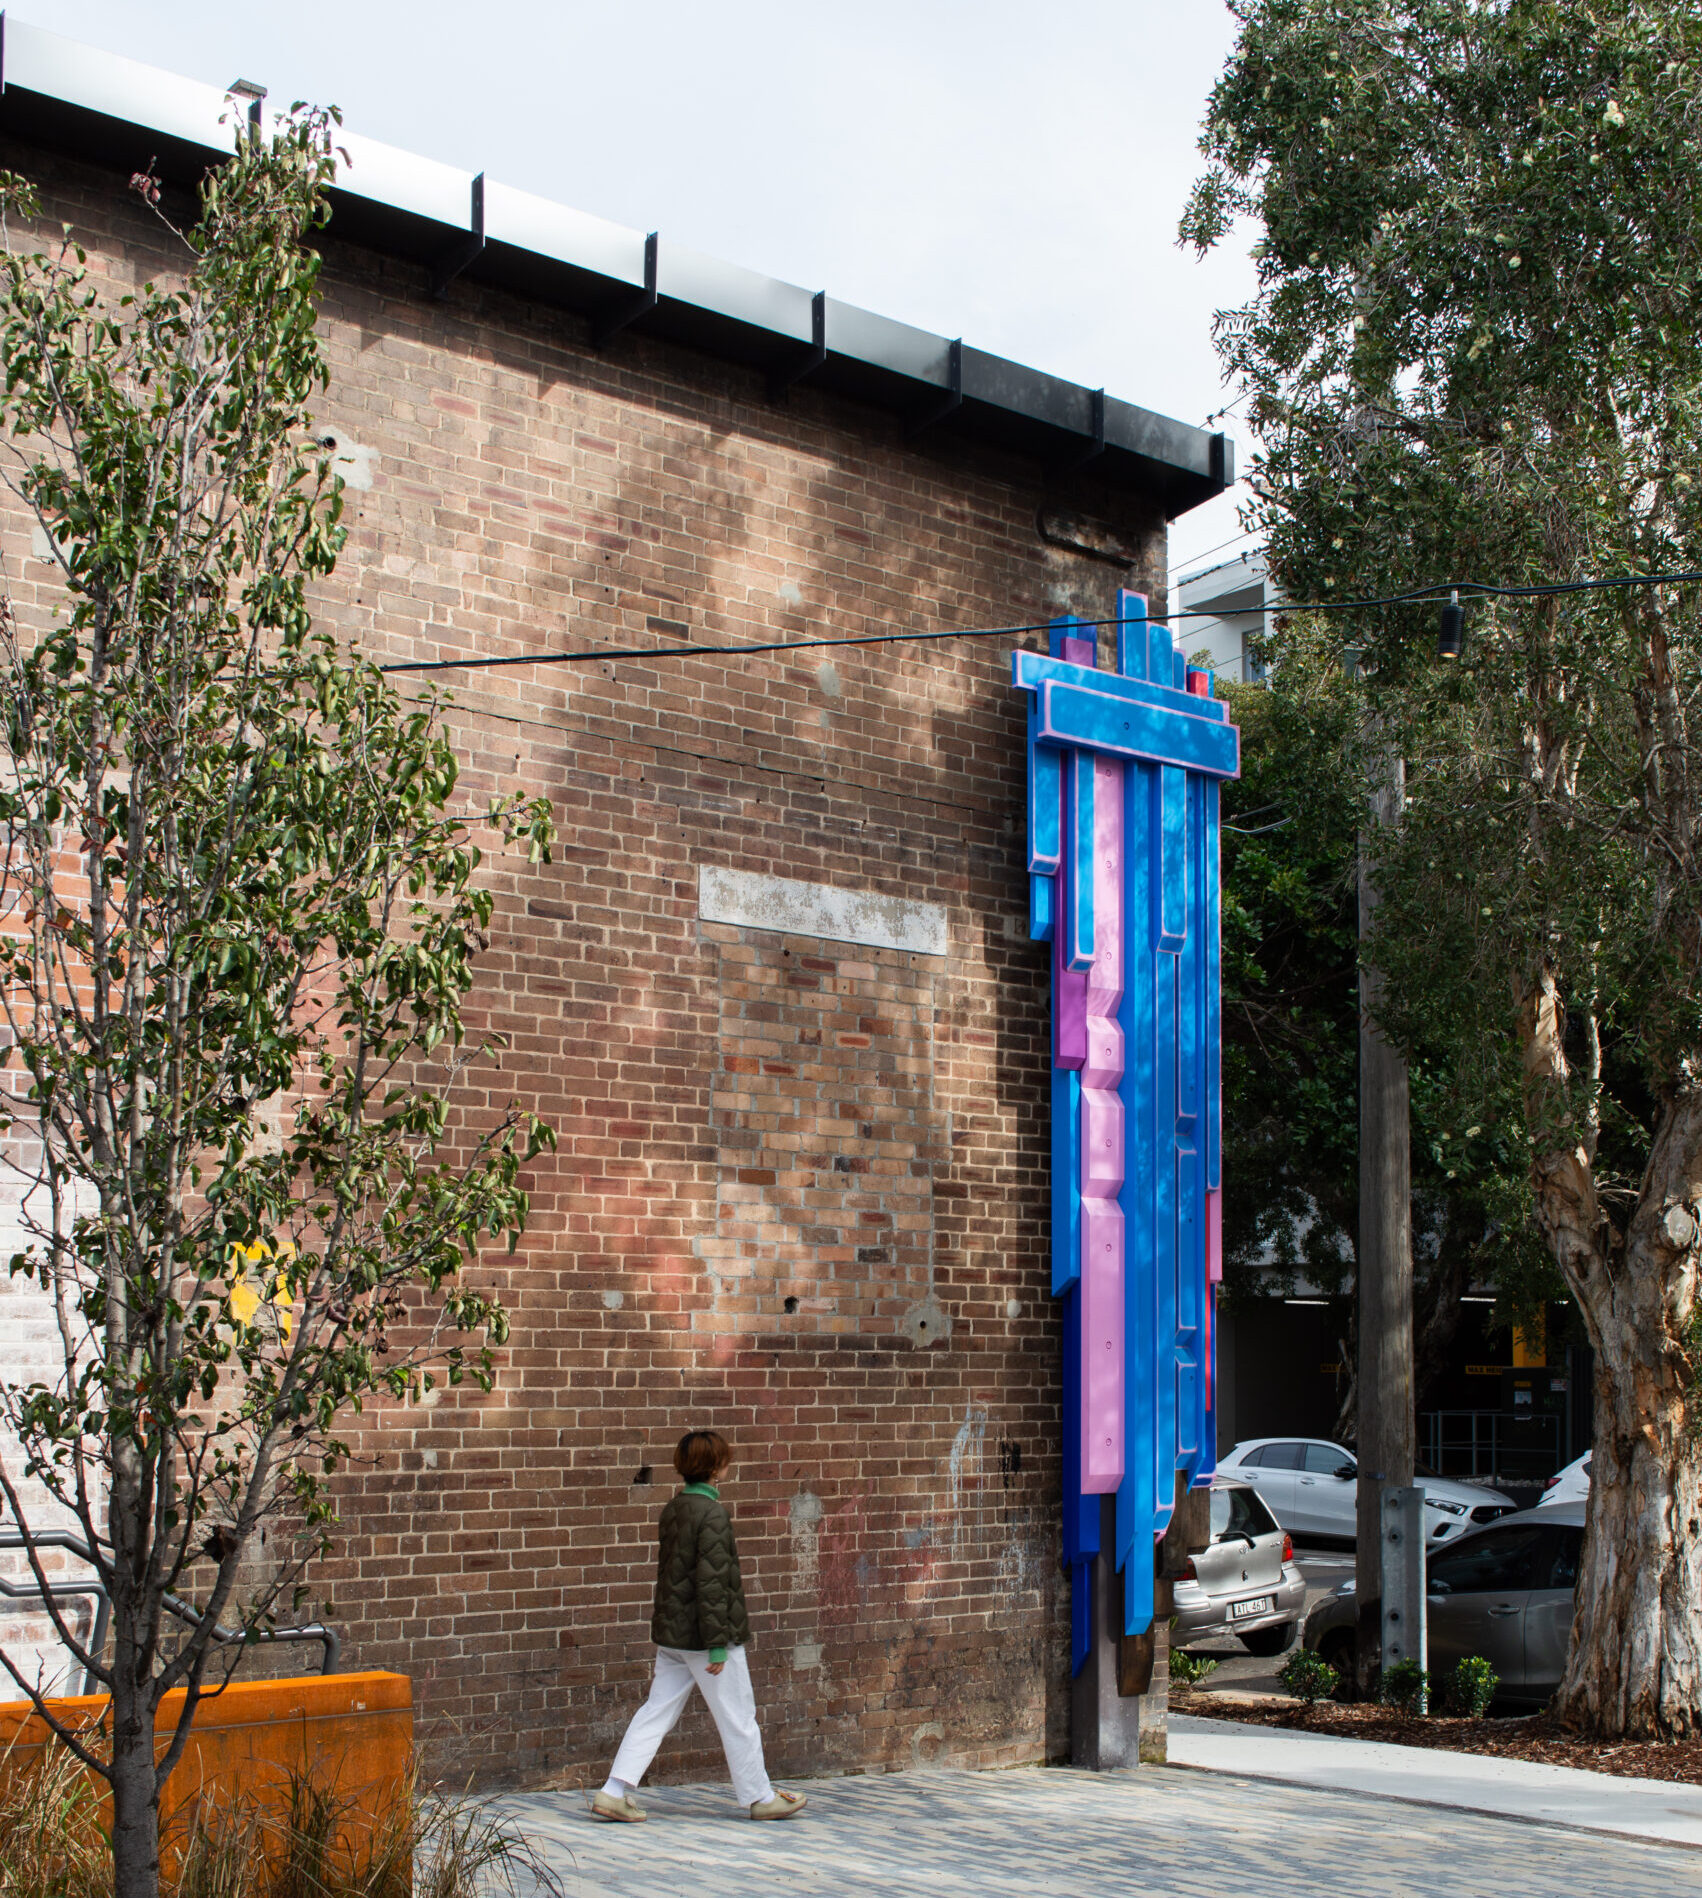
0, 144, 1170, 1787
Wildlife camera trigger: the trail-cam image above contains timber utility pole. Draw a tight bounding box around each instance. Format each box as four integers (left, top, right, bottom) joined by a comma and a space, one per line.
1356, 755, 1415, 1693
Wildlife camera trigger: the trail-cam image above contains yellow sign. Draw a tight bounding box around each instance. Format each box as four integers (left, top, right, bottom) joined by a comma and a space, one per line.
1464, 1364, 1508, 1376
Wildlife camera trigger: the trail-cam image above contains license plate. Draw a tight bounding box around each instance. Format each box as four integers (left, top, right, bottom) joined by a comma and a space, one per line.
1231, 1595, 1274, 1620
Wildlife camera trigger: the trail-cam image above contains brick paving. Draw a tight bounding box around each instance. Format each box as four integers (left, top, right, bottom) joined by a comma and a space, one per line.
504, 1762, 1693, 1898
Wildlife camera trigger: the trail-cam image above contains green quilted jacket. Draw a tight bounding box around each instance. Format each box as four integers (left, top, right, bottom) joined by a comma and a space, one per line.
649, 1487, 752, 1655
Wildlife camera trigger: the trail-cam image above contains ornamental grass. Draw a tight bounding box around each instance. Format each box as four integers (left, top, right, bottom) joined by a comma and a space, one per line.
0, 1737, 561, 1898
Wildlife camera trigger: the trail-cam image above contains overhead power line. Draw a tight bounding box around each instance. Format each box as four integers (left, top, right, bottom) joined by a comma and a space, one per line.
1167, 527, 1264, 576
379, 568, 1702, 677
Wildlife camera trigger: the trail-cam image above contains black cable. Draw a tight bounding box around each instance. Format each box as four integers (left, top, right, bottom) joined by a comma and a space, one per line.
378, 567, 1702, 676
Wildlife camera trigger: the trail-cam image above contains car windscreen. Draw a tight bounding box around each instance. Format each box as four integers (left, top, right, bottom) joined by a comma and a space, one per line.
1212, 1485, 1278, 1542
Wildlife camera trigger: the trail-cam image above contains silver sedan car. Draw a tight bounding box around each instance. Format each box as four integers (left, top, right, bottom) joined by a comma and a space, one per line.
1172, 1476, 1307, 1656
1302, 1502, 1585, 1704
1219, 1437, 1515, 1543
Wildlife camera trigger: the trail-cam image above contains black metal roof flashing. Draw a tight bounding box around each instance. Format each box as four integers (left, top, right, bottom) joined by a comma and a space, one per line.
0, 15, 1233, 519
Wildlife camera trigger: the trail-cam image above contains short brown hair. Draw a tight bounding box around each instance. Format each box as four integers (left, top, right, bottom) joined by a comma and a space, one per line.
674, 1429, 731, 1485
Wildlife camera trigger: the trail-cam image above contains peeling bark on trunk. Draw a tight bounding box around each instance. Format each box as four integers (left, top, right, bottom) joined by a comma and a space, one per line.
1520, 974, 1702, 1737
1562, 1369, 1702, 1737
1549, 1143, 1702, 1737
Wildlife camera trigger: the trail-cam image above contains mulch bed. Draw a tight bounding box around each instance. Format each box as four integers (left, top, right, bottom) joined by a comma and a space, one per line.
1174, 1689, 1702, 1784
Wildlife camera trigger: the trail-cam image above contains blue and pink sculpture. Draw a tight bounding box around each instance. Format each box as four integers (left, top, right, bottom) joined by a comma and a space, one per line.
1013, 589, 1239, 1668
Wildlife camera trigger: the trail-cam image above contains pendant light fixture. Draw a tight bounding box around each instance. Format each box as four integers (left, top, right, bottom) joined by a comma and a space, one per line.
1437, 590, 1464, 659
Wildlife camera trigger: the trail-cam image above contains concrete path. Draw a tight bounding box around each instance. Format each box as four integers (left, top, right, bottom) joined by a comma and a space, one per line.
505, 1740, 1701, 1898
1170, 1711, 1702, 1848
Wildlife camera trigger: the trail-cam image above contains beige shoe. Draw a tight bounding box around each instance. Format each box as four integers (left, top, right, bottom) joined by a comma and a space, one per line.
589, 1789, 646, 1823
749, 1788, 807, 1821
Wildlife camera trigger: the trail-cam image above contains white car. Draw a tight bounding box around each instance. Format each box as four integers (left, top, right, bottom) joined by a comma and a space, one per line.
1538, 1451, 1591, 1506
1218, 1437, 1516, 1543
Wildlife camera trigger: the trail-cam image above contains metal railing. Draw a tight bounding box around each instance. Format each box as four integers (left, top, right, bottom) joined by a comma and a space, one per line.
1, 1530, 340, 1692
1419, 1410, 1562, 1482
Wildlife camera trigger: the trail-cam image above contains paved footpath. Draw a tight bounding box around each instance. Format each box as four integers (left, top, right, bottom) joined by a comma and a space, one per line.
504, 1729, 1700, 1898
1171, 1712, 1702, 1847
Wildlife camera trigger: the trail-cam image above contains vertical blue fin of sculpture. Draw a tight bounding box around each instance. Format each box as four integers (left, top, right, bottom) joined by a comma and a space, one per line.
1062, 1288, 1098, 1676
1052, 1068, 1081, 1296
1117, 591, 1149, 681
1065, 754, 1096, 970
1017, 586, 1238, 1652
1154, 768, 1188, 954
1028, 706, 1062, 876
1204, 776, 1222, 1191
1152, 943, 1179, 1542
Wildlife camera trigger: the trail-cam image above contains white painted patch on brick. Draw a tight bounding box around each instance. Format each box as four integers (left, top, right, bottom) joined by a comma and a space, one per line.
699, 866, 947, 957
787, 1489, 824, 1605
310, 427, 377, 491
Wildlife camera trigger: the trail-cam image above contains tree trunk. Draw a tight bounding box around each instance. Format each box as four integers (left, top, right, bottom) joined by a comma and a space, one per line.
1521, 980, 1702, 1737
109, 1685, 162, 1898
1550, 1211, 1702, 1737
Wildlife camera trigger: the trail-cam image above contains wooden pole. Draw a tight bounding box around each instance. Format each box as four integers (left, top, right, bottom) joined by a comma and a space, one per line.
1356, 755, 1414, 1693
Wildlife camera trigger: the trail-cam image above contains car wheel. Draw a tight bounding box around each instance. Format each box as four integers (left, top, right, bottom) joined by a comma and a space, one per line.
1238, 1621, 1294, 1657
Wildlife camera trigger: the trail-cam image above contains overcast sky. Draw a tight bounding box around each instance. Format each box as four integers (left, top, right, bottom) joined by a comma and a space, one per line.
32, 0, 1261, 583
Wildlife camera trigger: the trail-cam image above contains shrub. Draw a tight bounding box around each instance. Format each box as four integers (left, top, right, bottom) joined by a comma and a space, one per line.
1379, 1658, 1431, 1716
1443, 1655, 1499, 1718
1170, 1650, 1220, 1689
1277, 1648, 1339, 1707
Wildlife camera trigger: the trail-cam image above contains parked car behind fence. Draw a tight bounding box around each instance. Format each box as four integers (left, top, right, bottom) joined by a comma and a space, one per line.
1301, 1502, 1585, 1706
1219, 1437, 1516, 1542
1538, 1451, 1591, 1507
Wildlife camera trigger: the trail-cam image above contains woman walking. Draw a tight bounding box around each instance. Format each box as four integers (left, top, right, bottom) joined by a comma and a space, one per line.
592, 1428, 807, 1823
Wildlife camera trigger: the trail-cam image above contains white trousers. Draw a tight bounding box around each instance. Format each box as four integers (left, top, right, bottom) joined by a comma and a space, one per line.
608, 1645, 774, 1806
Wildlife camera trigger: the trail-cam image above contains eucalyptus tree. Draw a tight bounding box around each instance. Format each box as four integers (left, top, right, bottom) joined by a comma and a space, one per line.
1187, 0, 1702, 1736
0, 113, 552, 1896
1219, 645, 1556, 1438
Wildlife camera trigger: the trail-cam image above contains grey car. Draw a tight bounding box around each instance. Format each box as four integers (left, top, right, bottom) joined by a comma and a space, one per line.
1172, 1477, 1307, 1656
1302, 1502, 1585, 1704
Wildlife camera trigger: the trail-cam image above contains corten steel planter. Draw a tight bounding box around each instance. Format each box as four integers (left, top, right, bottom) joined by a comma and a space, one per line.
0, 1670, 413, 1862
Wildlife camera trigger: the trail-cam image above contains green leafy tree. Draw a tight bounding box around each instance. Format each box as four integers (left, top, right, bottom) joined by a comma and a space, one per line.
0, 113, 553, 1897
1219, 637, 1556, 1434
1188, 0, 1702, 1736
1219, 662, 1360, 1305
